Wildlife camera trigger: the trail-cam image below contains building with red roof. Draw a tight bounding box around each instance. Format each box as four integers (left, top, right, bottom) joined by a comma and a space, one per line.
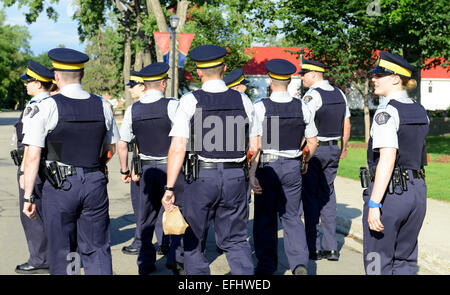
241, 47, 449, 110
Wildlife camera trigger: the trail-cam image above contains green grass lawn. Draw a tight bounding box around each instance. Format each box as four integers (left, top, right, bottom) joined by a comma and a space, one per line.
337, 136, 450, 202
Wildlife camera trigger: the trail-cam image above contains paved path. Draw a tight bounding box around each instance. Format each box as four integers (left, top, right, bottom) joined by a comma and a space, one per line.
0, 111, 447, 275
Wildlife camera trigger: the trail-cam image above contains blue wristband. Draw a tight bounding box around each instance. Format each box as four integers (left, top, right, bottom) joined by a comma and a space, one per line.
368, 200, 382, 208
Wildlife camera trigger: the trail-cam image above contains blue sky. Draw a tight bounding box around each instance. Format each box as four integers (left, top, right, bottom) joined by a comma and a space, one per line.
2, 0, 85, 55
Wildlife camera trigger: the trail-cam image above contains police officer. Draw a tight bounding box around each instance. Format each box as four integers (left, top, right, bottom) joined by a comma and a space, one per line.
362, 51, 428, 275
212, 67, 251, 255
118, 62, 182, 275
224, 68, 250, 93
250, 59, 318, 275
13, 61, 52, 274
121, 70, 146, 256
300, 58, 351, 261
161, 45, 260, 275
22, 48, 120, 275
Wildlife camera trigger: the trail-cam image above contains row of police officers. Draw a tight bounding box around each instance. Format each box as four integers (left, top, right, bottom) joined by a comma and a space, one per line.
14, 44, 428, 275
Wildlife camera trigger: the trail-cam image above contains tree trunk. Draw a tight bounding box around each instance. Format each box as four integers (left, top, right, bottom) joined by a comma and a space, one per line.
123, 17, 132, 108
115, 0, 132, 108
363, 79, 371, 143
404, 45, 422, 104
134, 49, 143, 71
354, 80, 371, 143
147, 0, 169, 63
173, 0, 189, 98
143, 45, 152, 66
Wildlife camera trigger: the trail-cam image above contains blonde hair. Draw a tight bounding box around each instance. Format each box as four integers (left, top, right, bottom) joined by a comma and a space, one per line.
401, 77, 417, 91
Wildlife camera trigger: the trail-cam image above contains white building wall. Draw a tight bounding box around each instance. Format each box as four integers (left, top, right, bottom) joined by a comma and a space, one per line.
247, 75, 302, 101
420, 79, 450, 110
247, 76, 450, 110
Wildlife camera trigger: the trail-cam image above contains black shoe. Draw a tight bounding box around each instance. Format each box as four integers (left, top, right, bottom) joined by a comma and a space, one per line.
15, 262, 49, 274
309, 250, 323, 261
171, 262, 184, 275
121, 245, 139, 255
139, 264, 156, 275
216, 246, 224, 254
322, 250, 339, 261
157, 244, 170, 256
293, 265, 308, 275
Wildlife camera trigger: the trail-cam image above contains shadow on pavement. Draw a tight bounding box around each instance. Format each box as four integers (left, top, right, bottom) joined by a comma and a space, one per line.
0, 117, 19, 126
110, 214, 137, 247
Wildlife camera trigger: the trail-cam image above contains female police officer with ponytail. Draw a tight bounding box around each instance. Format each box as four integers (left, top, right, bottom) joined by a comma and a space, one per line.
363, 51, 429, 275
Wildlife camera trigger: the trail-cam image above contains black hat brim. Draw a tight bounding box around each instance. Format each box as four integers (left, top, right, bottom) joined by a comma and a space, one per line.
298, 69, 311, 75
20, 74, 32, 81
369, 65, 392, 75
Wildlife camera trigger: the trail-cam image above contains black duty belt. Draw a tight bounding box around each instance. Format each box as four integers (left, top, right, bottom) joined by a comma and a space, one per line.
408, 169, 426, 179
318, 140, 338, 146
141, 158, 168, 166
369, 167, 425, 181
60, 165, 105, 176
259, 154, 301, 164
199, 161, 245, 169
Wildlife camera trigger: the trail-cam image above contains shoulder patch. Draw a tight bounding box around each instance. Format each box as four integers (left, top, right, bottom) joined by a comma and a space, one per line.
303, 95, 313, 103
375, 112, 391, 125
24, 106, 33, 116
29, 105, 40, 118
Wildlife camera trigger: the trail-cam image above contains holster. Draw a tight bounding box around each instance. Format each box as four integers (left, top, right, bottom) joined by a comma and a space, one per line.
133, 155, 143, 176
299, 154, 306, 171
243, 158, 250, 182
10, 148, 24, 167
42, 161, 64, 189
359, 167, 370, 188
191, 154, 199, 181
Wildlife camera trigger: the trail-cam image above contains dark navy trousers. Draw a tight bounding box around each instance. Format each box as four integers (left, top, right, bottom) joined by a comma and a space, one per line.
42, 168, 112, 275
130, 160, 169, 252
302, 144, 340, 253
136, 163, 165, 274
362, 172, 427, 275
129, 177, 142, 250
17, 170, 48, 268
183, 165, 254, 275
253, 158, 309, 274
136, 162, 185, 274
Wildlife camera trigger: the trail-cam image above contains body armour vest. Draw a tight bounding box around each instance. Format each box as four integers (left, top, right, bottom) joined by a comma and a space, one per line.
190, 89, 248, 159
45, 94, 107, 168
14, 111, 25, 150
314, 87, 346, 137
261, 98, 305, 151
131, 99, 171, 157
367, 100, 429, 170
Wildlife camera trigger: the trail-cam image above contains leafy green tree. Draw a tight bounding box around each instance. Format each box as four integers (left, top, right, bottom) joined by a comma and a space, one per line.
83, 22, 124, 99
179, 2, 254, 92
0, 10, 31, 109
249, 0, 449, 141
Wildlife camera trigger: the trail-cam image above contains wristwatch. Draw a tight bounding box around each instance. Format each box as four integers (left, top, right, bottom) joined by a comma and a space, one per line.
164, 185, 174, 191
24, 196, 35, 204
368, 200, 382, 208
120, 169, 130, 175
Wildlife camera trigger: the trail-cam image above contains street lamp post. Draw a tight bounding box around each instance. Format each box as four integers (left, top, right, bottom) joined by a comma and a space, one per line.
300, 47, 304, 97
170, 15, 180, 97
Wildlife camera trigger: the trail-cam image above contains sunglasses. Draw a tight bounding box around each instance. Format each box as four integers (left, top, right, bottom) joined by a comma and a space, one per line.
24, 79, 37, 84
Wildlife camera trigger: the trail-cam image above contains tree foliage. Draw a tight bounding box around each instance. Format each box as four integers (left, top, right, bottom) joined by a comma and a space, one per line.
249, 0, 449, 88
180, 2, 254, 90
83, 20, 124, 98
0, 10, 31, 108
